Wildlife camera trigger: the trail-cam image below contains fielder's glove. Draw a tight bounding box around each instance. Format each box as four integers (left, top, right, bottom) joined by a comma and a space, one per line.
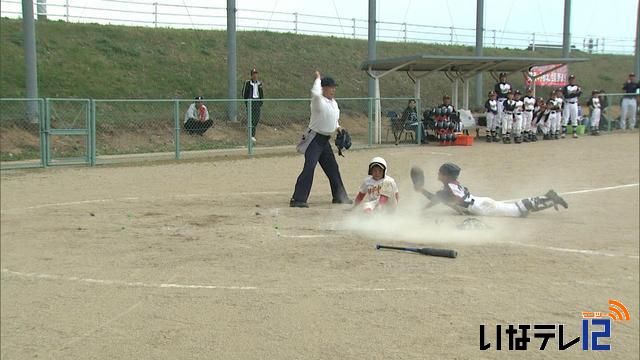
334, 128, 352, 157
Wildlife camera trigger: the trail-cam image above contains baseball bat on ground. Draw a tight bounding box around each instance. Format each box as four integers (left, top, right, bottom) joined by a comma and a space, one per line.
376, 244, 458, 258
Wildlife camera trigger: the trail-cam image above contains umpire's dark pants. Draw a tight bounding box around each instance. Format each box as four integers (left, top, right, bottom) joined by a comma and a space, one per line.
292, 134, 348, 203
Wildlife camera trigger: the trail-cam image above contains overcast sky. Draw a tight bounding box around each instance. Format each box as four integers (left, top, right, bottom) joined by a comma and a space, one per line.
238, 0, 637, 39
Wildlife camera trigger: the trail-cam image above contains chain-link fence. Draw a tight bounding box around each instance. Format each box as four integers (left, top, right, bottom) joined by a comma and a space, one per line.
3, 95, 636, 170
596, 94, 640, 132
0, 98, 44, 169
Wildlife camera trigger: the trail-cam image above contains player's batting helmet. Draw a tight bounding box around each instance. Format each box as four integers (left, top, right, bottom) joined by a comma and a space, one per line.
368, 157, 387, 177
439, 163, 461, 179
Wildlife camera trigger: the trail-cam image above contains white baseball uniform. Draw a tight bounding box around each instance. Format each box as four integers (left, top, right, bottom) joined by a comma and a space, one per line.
485, 98, 498, 132
562, 85, 581, 128
588, 96, 601, 130
443, 181, 525, 217
513, 98, 524, 136
357, 175, 399, 212
523, 96, 536, 133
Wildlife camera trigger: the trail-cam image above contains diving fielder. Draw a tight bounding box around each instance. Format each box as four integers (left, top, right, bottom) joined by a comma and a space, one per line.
414, 163, 568, 218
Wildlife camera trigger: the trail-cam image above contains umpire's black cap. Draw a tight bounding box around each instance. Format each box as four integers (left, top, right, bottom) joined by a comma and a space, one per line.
439, 163, 461, 179
321, 77, 337, 87
194, 96, 204, 101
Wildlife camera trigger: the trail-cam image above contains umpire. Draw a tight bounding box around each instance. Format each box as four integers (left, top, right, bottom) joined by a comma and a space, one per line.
290, 71, 352, 208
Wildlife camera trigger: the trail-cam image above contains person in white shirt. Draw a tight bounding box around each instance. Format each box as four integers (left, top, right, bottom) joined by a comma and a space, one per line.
242, 68, 264, 142
290, 71, 351, 208
352, 157, 399, 214
184, 96, 213, 136
522, 88, 537, 142
587, 90, 602, 136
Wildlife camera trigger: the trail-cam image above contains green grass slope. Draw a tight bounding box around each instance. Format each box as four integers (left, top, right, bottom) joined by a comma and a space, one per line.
0, 18, 634, 103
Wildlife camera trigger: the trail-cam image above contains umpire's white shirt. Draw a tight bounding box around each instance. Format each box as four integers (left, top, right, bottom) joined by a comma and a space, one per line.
308, 78, 340, 136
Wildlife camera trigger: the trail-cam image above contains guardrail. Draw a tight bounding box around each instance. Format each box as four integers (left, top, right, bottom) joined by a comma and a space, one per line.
0, 0, 634, 54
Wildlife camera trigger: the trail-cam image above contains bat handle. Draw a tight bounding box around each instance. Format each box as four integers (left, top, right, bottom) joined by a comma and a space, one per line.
376, 245, 412, 252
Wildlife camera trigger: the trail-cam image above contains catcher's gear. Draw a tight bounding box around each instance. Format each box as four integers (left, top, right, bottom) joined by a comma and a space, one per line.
520, 190, 568, 214
368, 157, 387, 177
334, 128, 351, 157
439, 163, 461, 179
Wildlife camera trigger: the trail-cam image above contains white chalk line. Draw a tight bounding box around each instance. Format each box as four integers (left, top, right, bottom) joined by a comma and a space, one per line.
1, 268, 432, 293
502, 183, 639, 202
503, 242, 639, 260
0, 191, 286, 214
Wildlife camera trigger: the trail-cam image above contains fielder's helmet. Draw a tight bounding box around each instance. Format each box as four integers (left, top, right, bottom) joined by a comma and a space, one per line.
514, 90, 522, 95
439, 163, 461, 179
488, 90, 496, 96
368, 157, 387, 177
499, 72, 507, 78
569, 74, 576, 80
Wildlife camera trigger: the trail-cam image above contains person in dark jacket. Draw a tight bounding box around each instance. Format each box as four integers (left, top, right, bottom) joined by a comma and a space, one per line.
242, 68, 264, 142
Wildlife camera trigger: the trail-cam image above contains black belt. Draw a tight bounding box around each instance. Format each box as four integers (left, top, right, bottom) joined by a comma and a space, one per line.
504, 111, 513, 114
550, 111, 557, 114
525, 109, 533, 112
515, 112, 522, 115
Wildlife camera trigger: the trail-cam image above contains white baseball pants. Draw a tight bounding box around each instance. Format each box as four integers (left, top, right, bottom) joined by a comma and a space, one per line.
620, 98, 637, 130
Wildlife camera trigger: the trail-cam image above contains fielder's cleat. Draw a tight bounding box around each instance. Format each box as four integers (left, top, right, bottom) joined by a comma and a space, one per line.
545, 190, 568, 210
572, 133, 578, 138
251, 137, 257, 142
289, 199, 309, 208
492, 135, 500, 142
332, 198, 353, 205
554, 134, 560, 140
523, 135, 530, 142
561, 133, 566, 139
486, 135, 491, 142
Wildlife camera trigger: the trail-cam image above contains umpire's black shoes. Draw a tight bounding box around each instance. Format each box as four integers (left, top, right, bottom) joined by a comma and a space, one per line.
332, 198, 353, 205
289, 199, 309, 208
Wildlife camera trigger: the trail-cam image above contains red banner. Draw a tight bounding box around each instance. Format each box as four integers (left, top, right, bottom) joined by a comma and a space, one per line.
527, 65, 569, 87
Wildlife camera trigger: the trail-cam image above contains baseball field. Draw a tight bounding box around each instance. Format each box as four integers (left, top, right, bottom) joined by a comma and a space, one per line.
1, 132, 638, 359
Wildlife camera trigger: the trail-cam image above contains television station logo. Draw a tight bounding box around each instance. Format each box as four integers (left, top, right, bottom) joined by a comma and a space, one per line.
480, 299, 631, 351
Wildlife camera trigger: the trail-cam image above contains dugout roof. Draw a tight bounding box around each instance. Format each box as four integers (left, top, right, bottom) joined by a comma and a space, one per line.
359, 54, 589, 79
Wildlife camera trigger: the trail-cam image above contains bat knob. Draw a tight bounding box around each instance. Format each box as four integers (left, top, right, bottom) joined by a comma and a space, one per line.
375, 244, 381, 250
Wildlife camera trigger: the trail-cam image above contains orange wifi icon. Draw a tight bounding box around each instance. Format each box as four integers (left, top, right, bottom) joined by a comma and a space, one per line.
608, 299, 630, 321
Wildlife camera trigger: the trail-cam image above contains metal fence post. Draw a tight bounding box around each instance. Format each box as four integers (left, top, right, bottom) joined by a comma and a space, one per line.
367, 97, 373, 147
65, 0, 69, 21
174, 100, 181, 159
531, 32, 536, 51
38, 99, 47, 168
89, 99, 96, 166
403, 23, 407, 43
606, 95, 612, 132
294, 12, 298, 34
450, 27, 454, 45
493, 30, 496, 47
353, 18, 356, 38
153, 2, 158, 28
416, 98, 422, 145
44, 97, 51, 165
247, 99, 253, 155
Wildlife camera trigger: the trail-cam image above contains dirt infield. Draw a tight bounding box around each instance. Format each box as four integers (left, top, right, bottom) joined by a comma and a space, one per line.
1, 132, 639, 359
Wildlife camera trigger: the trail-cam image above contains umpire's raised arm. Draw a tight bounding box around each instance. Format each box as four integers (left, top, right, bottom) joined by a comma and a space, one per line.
289, 71, 351, 208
